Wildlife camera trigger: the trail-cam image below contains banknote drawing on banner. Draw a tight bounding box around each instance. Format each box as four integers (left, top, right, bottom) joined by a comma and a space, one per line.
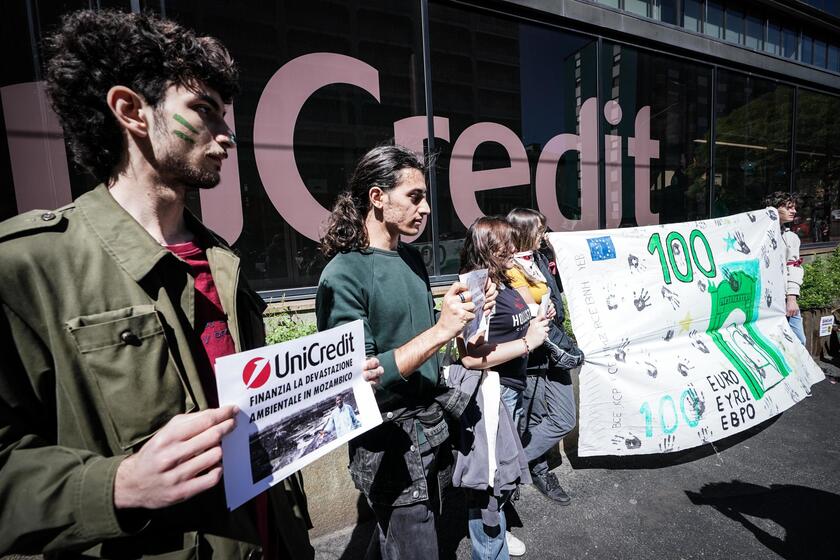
548, 209, 824, 456
215, 320, 381, 509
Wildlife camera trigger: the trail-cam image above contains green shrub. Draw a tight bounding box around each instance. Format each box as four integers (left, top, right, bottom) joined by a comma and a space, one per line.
798, 246, 840, 310
264, 313, 317, 344
562, 297, 575, 341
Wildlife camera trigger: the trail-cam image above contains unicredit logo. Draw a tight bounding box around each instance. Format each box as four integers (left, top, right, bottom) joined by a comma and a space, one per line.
9, 54, 661, 245
242, 356, 271, 389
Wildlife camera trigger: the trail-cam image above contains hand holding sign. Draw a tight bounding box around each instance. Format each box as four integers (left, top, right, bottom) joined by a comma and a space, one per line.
114, 406, 238, 510
215, 320, 380, 510
539, 293, 555, 320
458, 269, 489, 342
362, 356, 384, 386
438, 282, 476, 341
483, 276, 498, 316
525, 313, 550, 351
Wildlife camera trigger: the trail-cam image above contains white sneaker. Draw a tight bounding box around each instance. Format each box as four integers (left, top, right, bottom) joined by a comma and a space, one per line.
506, 531, 526, 556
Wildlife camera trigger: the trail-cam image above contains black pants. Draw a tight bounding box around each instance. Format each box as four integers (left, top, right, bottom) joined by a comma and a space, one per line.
365, 439, 440, 560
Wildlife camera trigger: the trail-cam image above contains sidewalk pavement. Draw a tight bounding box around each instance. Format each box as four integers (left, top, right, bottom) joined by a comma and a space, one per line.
312, 376, 840, 560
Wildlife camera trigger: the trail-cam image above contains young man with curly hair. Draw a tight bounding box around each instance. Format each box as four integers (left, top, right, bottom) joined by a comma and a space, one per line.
0, 9, 365, 559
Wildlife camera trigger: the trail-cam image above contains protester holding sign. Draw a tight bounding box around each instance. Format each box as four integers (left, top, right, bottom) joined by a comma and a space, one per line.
455, 216, 548, 559
0, 10, 317, 559
459, 217, 551, 424
506, 208, 585, 505
316, 144, 497, 560
763, 192, 807, 346
547, 209, 823, 457
508, 209, 586, 371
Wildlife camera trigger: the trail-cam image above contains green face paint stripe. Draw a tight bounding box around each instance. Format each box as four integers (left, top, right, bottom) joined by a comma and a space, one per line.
173, 130, 195, 144
173, 113, 199, 135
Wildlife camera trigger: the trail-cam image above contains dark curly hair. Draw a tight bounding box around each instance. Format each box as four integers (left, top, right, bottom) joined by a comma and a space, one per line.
459, 217, 515, 288
321, 144, 427, 259
762, 191, 801, 209
44, 9, 239, 183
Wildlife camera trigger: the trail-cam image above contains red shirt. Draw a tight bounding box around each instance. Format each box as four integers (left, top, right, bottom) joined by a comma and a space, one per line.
167, 240, 236, 407
167, 240, 274, 558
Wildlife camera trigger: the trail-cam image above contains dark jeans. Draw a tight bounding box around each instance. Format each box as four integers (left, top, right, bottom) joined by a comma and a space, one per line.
366, 500, 440, 560
520, 368, 577, 477
365, 438, 440, 560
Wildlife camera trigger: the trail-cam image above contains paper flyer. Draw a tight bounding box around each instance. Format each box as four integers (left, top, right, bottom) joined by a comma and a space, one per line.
459, 268, 489, 341
215, 320, 381, 509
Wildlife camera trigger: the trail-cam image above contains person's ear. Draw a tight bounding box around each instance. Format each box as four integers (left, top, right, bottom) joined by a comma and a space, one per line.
106, 86, 150, 138
369, 186, 386, 210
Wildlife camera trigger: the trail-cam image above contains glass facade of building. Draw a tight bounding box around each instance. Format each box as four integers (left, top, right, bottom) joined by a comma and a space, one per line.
594, 0, 840, 73
1, 0, 838, 297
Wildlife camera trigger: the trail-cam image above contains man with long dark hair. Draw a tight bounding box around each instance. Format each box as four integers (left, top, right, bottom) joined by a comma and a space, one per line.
0, 9, 315, 559
316, 144, 496, 559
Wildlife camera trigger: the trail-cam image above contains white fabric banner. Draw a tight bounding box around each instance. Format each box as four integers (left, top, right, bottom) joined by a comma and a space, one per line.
215, 320, 381, 509
547, 210, 824, 456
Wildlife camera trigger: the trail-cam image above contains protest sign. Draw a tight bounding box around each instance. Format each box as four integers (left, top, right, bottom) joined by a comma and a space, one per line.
215, 320, 380, 509
548, 210, 824, 456
459, 268, 489, 341
819, 315, 835, 337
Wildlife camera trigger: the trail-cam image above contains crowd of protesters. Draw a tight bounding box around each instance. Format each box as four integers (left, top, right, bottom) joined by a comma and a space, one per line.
0, 8, 815, 560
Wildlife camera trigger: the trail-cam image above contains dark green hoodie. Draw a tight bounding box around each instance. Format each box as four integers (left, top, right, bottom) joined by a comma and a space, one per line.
316, 243, 439, 410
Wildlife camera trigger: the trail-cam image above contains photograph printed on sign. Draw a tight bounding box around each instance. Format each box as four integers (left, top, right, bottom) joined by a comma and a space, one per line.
214, 320, 381, 509
250, 387, 359, 483
547, 210, 825, 457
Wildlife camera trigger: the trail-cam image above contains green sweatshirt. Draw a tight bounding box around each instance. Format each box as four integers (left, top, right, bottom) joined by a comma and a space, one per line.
315, 243, 440, 409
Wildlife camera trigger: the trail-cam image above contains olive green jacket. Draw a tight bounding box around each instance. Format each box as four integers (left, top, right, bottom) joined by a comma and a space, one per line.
0, 185, 313, 559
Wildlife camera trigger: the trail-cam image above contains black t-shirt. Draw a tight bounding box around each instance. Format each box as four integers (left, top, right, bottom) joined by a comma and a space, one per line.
487, 286, 532, 390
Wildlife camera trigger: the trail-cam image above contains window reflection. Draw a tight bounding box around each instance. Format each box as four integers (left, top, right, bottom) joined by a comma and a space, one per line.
683, 0, 702, 32
724, 5, 743, 45
795, 89, 840, 243
713, 70, 793, 219
705, 1, 724, 39
430, 3, 597, 273
782, 27, 799, 59
801, 33, 814, 65
765, 22, 781, 56
625, 0, 652, 18
814, 38, 827, 68
830, 45, 840, 72
602, 42, 712, 226
167, 0, 427, 290
745, 13, 763, 51
660, 0, 678, 25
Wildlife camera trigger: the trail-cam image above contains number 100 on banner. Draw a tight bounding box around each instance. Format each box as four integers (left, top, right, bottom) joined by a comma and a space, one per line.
548, 210, 824, 456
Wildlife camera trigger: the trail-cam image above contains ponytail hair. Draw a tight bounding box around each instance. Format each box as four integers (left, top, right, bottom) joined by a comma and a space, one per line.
320, 191, 369, 259
321, 144, 427, 258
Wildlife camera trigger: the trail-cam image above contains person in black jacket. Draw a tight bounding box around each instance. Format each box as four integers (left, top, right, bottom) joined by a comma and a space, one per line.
506, 208, 584, 505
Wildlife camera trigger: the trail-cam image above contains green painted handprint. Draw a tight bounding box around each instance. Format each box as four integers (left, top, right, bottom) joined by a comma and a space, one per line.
706, 259, 791, 400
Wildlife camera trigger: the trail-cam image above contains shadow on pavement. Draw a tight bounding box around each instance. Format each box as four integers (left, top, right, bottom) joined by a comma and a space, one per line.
686, 480, 840, 560
337, 495, 375, 560
565, 414, 782, 469
437, 487, 469, 560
